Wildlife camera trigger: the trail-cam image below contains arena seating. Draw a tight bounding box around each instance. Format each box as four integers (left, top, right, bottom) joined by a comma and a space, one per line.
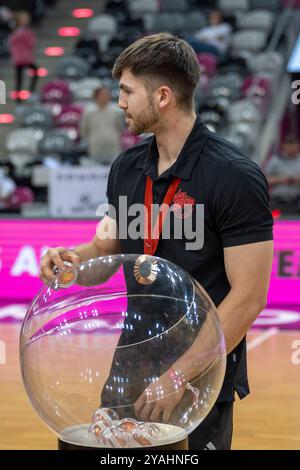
0, 0, 296, 212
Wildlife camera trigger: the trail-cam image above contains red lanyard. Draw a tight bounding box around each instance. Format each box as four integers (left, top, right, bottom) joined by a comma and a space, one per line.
144, 175, 181, 255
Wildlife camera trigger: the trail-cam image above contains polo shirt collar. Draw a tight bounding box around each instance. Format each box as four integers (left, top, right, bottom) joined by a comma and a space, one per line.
135, 114, 210, 181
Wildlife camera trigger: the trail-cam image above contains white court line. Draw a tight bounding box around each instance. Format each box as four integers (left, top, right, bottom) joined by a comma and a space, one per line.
247, 327, 279, 351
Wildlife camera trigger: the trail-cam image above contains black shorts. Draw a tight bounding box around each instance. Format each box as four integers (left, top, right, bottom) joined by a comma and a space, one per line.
188, 401, 234, 450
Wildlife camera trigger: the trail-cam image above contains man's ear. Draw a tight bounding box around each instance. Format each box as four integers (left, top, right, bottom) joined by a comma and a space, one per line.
157, 86, 173, 109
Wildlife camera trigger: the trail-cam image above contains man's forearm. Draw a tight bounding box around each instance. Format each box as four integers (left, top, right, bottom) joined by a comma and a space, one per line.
73, 242, 101, 262
170, 291, 265, 384
217, 289, 266, 354
169, 316, 224, 383
73, 241, 122, 286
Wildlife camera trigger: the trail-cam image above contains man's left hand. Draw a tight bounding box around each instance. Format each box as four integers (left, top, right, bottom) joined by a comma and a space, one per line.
134, 372, 185, 423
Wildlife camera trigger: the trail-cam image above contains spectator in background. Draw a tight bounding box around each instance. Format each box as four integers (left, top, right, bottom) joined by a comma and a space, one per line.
9, 11, 38, 103
0, 6, 13, 56
0, 168, 16, 209
80, 87, 123, 165
266, 136, 300, 212
0, 6, 13, 24
2, 0, 46, 24
193, 9, 232, 57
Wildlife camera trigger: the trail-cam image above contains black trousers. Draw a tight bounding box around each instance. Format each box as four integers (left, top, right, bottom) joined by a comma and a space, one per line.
15, 63, 38, 98
188, 401, 234, 450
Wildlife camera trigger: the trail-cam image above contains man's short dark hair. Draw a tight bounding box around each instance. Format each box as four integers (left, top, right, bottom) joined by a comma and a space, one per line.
112, 33, 200, 111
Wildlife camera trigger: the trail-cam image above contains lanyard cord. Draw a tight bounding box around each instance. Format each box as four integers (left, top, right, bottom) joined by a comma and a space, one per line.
144, 175, 181, 255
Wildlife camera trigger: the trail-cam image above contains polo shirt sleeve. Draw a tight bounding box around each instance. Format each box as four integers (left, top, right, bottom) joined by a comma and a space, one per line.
212, 159, 274, 248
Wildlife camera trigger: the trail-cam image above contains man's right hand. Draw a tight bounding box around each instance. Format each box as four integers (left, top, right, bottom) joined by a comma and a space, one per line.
40, 247, 81, 285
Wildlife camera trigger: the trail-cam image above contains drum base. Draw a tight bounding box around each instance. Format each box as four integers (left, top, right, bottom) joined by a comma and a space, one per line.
58, 437, 188, 450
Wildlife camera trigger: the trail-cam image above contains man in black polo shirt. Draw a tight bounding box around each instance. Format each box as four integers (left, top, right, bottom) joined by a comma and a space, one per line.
40, 33, 274, 450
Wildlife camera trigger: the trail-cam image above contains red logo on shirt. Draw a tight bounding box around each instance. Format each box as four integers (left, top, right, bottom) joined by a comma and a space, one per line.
173, 189, 195, 219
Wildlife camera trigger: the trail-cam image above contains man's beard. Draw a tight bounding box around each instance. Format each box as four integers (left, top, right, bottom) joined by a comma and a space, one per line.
128, 100, 159, 135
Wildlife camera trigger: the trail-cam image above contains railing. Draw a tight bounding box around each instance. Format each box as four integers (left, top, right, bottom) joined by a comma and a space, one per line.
249, 0, 300, 164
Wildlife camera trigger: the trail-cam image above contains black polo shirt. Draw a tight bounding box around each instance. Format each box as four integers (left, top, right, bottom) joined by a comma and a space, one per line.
106, 115, 273, 402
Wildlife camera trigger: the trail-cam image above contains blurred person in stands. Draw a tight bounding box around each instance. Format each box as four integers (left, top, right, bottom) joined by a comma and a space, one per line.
266, 136, 300, 212
5, 0, 45, 24
9, 10, 38, 103
0, 6, 13, 24
193, 9, 232, 57
0, 6, 13, 51
80, 86, 123, 165
0, 168, 16, 210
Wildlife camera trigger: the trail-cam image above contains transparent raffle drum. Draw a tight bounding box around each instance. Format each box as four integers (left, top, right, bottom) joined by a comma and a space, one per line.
20, 254, 226, 449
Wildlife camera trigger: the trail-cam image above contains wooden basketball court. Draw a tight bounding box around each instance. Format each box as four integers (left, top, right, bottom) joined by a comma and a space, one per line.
0, 323, 299, 450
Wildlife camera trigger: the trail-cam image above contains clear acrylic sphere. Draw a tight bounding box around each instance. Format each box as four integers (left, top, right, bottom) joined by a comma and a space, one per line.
20, 254, 226, 448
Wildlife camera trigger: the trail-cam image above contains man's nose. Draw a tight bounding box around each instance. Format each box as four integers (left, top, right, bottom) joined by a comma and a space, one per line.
118, 96, 127, 110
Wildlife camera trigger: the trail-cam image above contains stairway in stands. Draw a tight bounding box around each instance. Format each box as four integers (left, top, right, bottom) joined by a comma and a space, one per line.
0, 0, 106, 160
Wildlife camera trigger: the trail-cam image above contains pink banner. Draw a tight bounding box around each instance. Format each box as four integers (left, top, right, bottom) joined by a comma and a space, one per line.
0, 219, 299, 305
267, 220, 300, 305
